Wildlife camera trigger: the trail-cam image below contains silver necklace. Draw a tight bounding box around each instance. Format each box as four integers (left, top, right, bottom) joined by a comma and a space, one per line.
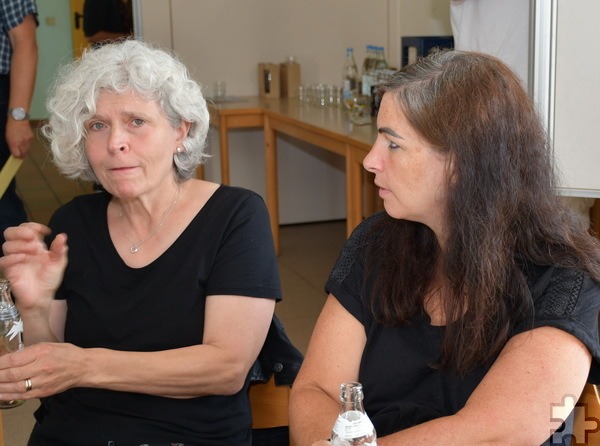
119, 186, 181, 254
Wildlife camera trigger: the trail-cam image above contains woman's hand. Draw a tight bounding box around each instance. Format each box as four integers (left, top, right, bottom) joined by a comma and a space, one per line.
0, 223, 68, 311
0, 342, 86, 402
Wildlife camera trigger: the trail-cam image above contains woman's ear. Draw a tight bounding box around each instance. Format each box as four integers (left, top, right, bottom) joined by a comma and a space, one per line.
445, 152, 457, 186
175, 120, 192, 143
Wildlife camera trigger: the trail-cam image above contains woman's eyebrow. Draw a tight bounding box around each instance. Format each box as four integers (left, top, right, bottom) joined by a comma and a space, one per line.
378, 127, 403, 139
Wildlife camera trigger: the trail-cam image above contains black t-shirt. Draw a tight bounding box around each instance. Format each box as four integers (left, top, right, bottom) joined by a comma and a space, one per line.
34, 186, 281, 445
325, 212, 600, 438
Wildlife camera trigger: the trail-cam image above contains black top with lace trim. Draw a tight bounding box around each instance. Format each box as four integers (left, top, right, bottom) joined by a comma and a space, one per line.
325, 211, 600, 438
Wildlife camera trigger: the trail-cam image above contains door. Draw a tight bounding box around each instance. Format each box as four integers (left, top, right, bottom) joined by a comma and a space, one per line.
70, 0, 88, 59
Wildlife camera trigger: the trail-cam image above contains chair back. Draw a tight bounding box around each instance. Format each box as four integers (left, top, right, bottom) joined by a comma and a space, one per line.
571, 383, 600, 445
0, 156, 23, 198
250, 375, 290, 429
250, 375, 294, 446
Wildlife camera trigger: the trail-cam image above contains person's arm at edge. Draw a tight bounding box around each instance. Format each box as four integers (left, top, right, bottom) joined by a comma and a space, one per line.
7, 13, 37, 158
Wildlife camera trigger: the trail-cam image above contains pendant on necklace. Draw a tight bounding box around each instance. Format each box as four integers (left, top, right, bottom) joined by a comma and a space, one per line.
130, 244, 139, 254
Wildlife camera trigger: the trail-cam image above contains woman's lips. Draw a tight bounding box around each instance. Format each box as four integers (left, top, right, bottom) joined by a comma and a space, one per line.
110, 166, 137, 172
375, 183, 388, 196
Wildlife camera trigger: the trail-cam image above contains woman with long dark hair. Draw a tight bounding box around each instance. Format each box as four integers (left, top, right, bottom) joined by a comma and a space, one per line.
289, 50, 600, 445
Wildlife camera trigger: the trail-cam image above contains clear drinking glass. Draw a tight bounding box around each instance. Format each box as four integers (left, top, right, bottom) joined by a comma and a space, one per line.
213, 80, 227, 99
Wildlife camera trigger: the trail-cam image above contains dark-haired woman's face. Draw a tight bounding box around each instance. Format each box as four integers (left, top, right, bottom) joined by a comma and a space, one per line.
363, 94, 451, 236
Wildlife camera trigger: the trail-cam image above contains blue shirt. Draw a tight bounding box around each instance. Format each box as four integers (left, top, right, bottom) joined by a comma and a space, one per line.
0, 0, 37, 74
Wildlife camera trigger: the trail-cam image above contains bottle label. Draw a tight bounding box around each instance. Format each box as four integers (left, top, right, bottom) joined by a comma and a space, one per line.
332, 411, 375, 439
342, 79, 352, 98
361, 74, 375, 97
0, 317, 23, 354
7, 318, 23, 342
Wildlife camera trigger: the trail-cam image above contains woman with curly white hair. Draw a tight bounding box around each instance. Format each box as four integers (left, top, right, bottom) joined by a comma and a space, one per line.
0, 39, 281, 445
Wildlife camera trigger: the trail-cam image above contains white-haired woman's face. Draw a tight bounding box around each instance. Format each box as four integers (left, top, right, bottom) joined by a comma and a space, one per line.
84, 90, 188, 199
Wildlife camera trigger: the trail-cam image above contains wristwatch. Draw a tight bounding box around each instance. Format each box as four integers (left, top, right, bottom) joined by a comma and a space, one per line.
8, 107, 29, 121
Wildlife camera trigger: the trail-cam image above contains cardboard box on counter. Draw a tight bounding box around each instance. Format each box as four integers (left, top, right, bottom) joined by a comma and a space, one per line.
258, 63, 280, 98
280, 58, 301, 98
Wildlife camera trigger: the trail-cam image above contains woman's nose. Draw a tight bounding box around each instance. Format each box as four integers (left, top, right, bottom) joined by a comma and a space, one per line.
108, 127, 128, 153
363, 144, 381, 173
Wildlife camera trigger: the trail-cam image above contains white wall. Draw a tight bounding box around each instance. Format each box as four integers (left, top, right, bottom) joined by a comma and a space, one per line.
551, 0, 600, 196
138, 0, 452, 223
31, 0, 74, 119
140, 0, 453, 93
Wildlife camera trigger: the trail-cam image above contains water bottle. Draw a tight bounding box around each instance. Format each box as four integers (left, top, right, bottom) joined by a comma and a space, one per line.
342, 48, 359, 109
361, 45, 376, 97
0, 279, 25, 409
373, 46, 389, 72
362, 45, 376, 75
331, 382, 377, 446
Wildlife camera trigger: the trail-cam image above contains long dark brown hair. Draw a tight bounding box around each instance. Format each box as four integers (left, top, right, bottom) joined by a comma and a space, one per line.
366, 50, 600, 374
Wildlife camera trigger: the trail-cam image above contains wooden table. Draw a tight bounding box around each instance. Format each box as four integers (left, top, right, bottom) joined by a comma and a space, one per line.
207, 97, 378, 253
207, 97, 265, 185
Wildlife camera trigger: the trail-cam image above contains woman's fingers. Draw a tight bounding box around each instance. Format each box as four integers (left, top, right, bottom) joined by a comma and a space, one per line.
0, 343, 82, 401
2, 223, 52, 255
48, 233, 68, 260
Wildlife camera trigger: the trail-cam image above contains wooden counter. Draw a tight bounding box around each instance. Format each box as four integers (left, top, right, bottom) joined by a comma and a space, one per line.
208, 97, 378, 253
207, 97, 265, 185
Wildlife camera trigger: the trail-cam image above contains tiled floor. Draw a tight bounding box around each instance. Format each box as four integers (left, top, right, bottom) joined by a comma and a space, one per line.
2, 127, 347, 444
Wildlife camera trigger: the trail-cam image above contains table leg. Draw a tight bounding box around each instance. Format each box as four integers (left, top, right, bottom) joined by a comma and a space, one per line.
219, 115, 230, 185
196, 164, 204, 180
591, 199, 600, 240
264, 115, 280, 254
346, 147, 363, 237
0, 409, 4, 446
363, 170, 381, 218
